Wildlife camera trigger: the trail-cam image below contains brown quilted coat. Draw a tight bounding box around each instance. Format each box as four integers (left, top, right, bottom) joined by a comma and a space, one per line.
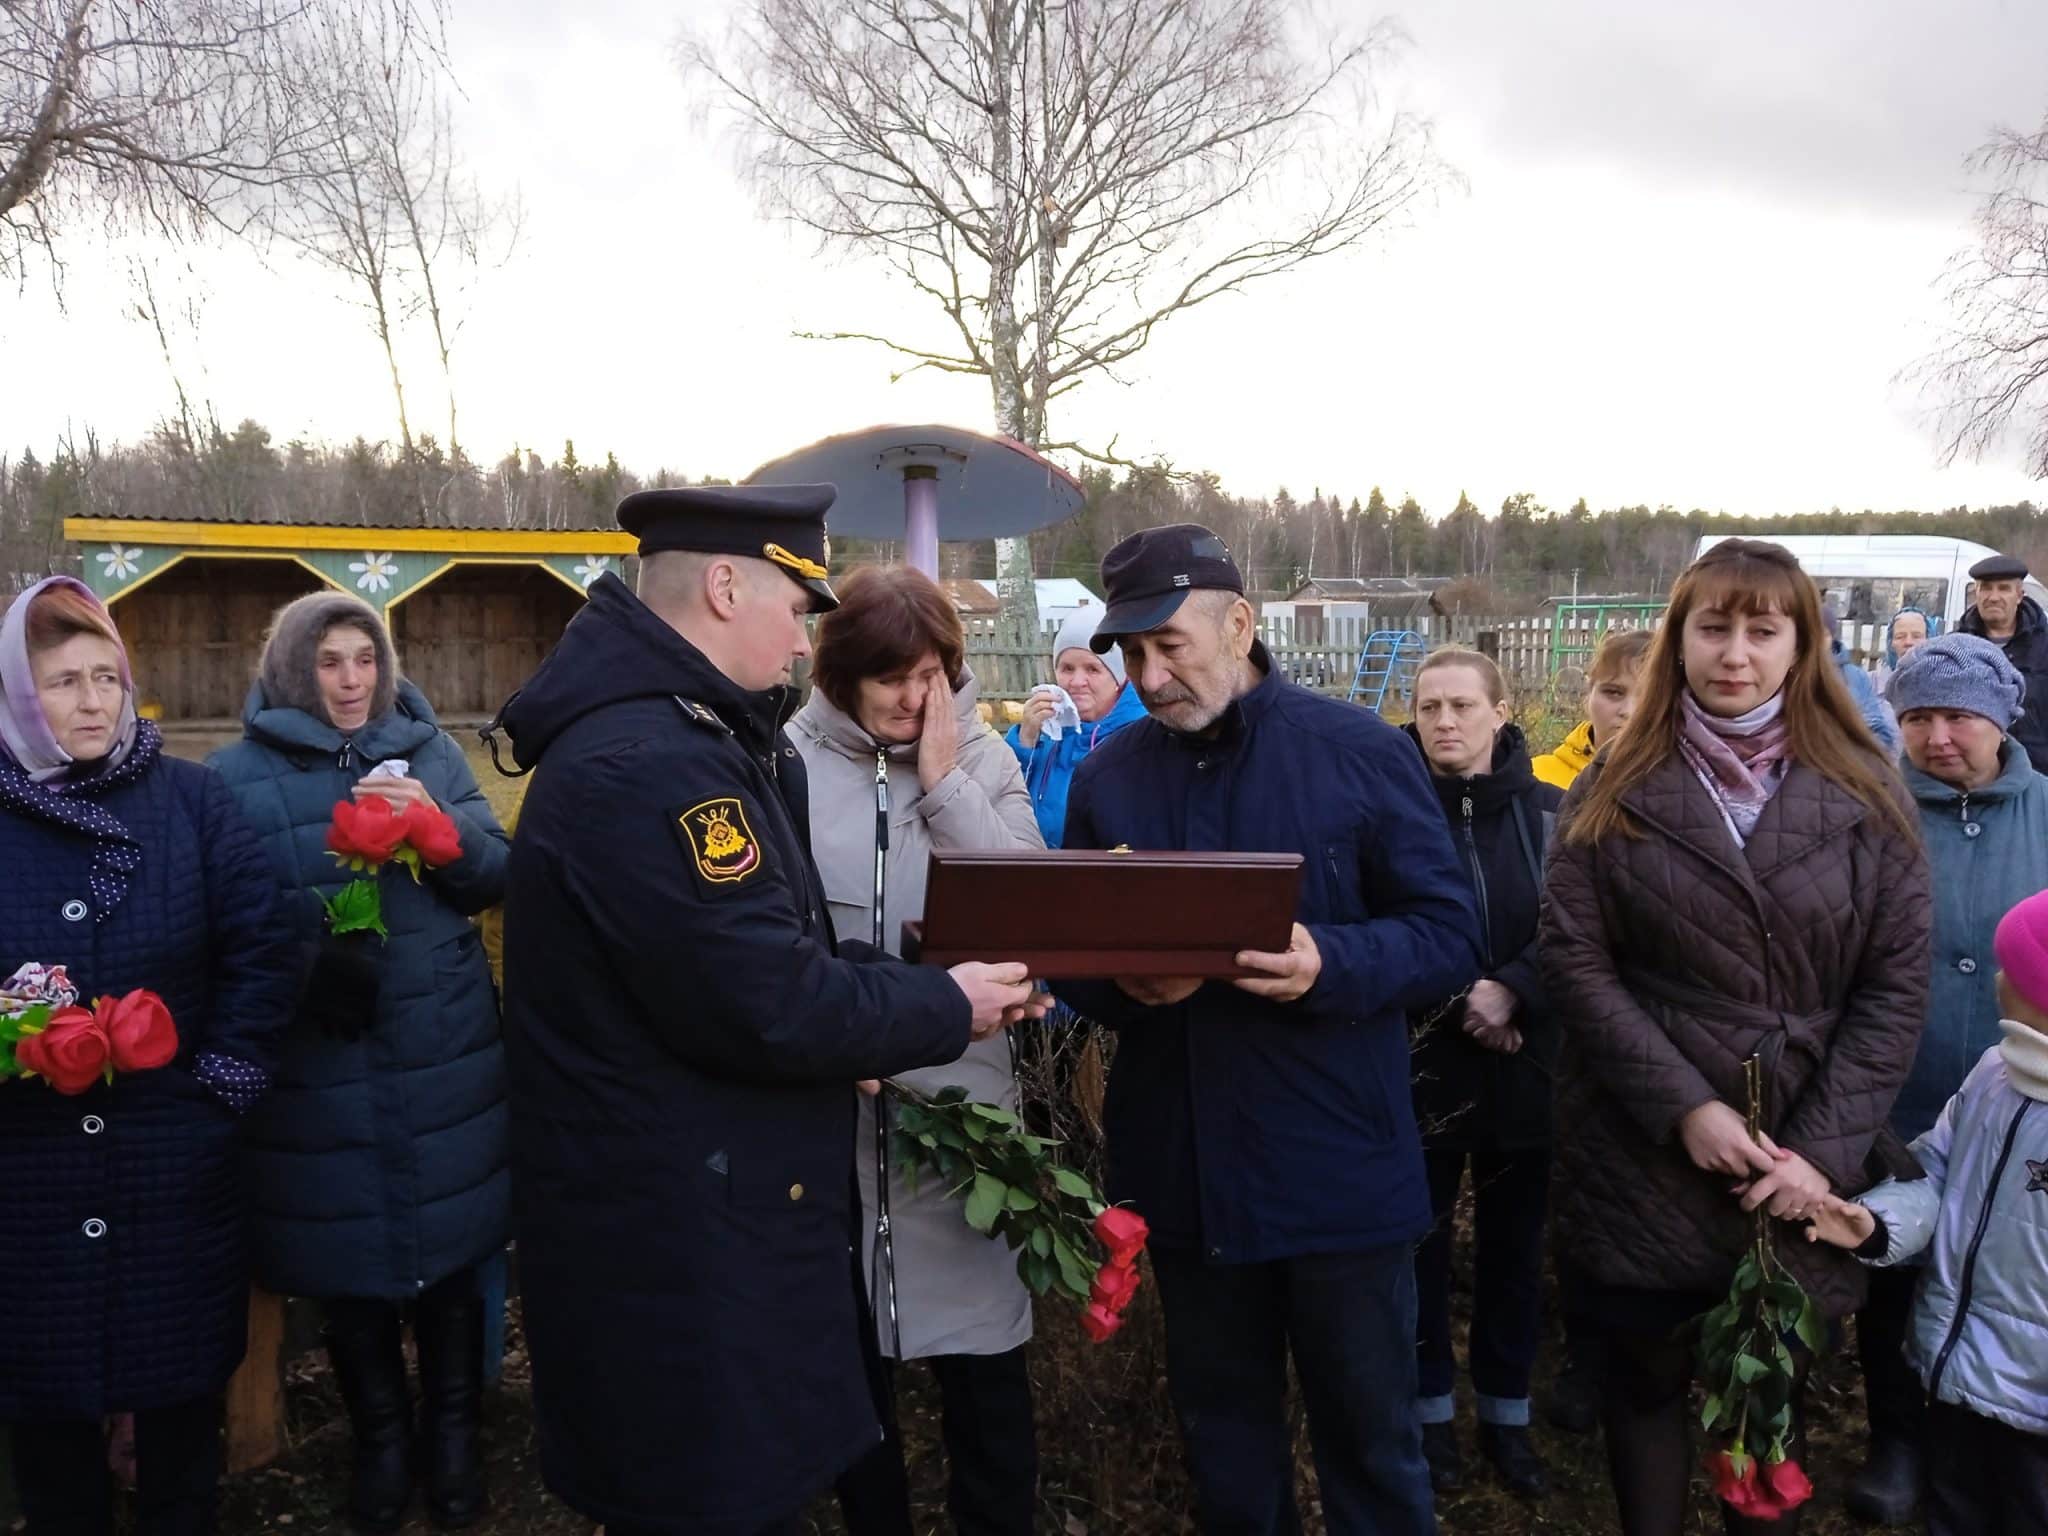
1539, 753, 1931, 1319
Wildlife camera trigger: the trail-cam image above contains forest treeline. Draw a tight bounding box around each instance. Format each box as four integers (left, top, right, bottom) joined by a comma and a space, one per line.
4, 421, 2043, 605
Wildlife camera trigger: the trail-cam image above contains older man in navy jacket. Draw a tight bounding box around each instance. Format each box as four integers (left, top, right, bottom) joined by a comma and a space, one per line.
1057, 525, 1482, 1535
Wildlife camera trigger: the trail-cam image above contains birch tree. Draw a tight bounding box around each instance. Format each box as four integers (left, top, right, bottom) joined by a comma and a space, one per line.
685, 0, 1446, 620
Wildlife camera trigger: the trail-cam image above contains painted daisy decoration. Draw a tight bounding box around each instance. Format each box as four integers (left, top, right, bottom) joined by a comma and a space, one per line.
96, 545, 142, 582
573, 556, 611, 588
350, 552, 398, 593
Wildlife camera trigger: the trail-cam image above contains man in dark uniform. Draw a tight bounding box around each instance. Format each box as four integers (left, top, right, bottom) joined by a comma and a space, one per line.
492, 484, 1044, 1536
1958, 552, 2048, 772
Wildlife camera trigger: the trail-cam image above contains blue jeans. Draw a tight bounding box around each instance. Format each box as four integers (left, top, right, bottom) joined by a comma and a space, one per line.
1414, 1144, 1550, 1426
1151, 1243, 1437, 1536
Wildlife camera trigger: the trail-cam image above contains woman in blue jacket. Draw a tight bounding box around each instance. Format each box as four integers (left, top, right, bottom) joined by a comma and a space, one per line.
1, 576, 295, 1536
209, 593, 510, 1534
1005, 607, 1147, 846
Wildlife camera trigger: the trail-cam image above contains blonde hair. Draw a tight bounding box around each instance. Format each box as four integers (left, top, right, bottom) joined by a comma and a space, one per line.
1416, 647, 1505, 705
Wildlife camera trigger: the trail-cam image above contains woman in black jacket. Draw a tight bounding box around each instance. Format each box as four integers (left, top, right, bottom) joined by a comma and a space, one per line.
1405, 648, 1562, 1500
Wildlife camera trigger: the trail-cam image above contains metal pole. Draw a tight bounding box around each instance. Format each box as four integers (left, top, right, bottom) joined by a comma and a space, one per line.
903, 465, 940, 577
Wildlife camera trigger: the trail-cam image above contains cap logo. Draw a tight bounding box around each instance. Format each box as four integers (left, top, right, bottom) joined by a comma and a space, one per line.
764, 542, 828, 581
1173, 574, 1191, 588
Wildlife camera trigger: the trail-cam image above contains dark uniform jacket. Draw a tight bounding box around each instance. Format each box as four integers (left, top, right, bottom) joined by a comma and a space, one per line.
1054, 645, 1483, 1263
495, 574, 971, 1534
1402, 722, 1564, 1153
1539, 753, 1931, 1320
1960, 594, 2048, 773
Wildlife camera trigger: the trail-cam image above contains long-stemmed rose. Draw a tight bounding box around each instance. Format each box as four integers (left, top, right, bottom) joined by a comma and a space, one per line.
1695, 1057, 1820, 1521
887, 1082, 1148, 1343
323, 799, 464, 938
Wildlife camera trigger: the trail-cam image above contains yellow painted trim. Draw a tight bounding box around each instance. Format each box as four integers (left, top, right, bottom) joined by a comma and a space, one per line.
65, 517, 635, 556
103, 550, 347, 607
385, 556, 594, 614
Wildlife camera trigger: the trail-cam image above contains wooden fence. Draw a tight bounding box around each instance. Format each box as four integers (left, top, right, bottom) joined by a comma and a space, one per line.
964, 608, 1675, 706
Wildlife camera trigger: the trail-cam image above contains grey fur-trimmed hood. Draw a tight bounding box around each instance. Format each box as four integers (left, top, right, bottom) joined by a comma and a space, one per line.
255, 591, 399, 727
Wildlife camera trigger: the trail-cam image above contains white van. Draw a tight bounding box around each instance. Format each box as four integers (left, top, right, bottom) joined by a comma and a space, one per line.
1690, 534, 2048, 661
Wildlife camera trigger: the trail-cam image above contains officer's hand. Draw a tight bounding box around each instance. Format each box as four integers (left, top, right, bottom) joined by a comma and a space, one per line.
948, 962, 1047, 1038
1232, 923, 1323, 1002
1115, 976, 1203, 1007
856, 1079, 882, 1097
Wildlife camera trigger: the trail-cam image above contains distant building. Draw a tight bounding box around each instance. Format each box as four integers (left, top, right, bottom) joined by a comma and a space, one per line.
942, 577, 1102, 630
1263, 575, 1452, 639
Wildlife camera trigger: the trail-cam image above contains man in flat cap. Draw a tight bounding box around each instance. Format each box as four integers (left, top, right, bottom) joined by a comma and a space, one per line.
1958, 551, 2048, 772
1052, 523, 1483, 1535
491, 484, 1045, 1535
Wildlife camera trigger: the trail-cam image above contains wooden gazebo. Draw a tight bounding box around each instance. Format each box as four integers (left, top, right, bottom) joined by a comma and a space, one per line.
64, 514, 634, 721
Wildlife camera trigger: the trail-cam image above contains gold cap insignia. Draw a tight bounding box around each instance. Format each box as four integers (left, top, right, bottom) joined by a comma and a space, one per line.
763, 542, 829, 581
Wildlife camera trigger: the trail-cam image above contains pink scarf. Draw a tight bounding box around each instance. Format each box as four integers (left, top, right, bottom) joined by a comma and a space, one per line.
1678, 690, 1792, 847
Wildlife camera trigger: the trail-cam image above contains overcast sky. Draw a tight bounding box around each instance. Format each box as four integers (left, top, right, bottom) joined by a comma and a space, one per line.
5, 0, 2047, 519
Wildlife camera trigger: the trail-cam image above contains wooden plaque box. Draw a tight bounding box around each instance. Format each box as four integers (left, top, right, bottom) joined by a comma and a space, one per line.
901, 848, 1304, 979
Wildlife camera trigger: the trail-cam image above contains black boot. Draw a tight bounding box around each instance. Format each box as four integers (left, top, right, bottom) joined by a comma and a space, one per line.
324, 1301, 413, 1535
1845, 1436, 1922, 1526
414, 1273, 488, 1529
1421, 1421, 1465, 1493
1479, 1422, 1551, 1498
1540, 1348, 1601, 1435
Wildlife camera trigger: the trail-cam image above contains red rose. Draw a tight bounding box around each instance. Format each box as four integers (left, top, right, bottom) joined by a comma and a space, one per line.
1761, 1457, 1813, 1511
16, 1006, 111, 1095
401, 803, 463, 868
1079, 1302, 1123, 1343
98, 989, 178, 1073
327, 798, 407, 866
1090, 1260, 1142, 1313
1093, 1206, 1149, 1265
1704, 1450, 1777, 1519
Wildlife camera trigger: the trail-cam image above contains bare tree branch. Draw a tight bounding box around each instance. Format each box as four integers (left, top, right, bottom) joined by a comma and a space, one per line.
1911, 112, 2048, 479
681, 0, 1449, 475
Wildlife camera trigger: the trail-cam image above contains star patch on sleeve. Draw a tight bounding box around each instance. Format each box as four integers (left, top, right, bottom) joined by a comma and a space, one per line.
674, 796, 764, 888
2026, 1158, 2047, 1196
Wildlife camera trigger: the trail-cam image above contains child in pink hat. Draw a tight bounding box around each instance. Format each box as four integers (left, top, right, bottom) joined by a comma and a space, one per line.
1807, 887, 2048, 1536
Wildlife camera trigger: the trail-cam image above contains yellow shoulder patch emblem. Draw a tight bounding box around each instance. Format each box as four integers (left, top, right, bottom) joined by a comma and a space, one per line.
679, 797, 762, 884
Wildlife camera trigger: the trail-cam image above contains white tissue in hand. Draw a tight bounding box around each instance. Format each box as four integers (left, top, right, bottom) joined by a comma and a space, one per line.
365, 758, 411, 780
1031, 684, 1082, 741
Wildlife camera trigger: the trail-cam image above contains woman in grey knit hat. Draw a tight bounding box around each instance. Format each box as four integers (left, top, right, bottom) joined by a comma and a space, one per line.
1847, 629, 2048, 1526
207, 593, 510, 1534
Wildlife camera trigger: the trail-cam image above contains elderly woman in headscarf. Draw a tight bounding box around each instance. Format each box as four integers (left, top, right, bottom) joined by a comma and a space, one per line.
208, 592, 510, 1534
1005, 606, 1148, 847
0, 575, 295, 1536
1874, 606, 1933, 703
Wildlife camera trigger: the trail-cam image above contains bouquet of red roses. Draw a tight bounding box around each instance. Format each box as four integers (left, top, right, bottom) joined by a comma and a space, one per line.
1696, 1057, 1823, 1522
1, 963, 178, 1096
888, 1083, 1149, 1343
323, 797, 464, 938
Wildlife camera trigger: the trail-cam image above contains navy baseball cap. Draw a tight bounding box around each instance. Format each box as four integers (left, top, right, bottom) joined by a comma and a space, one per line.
617, 483, 840, 612
1091, 523, 1245, 651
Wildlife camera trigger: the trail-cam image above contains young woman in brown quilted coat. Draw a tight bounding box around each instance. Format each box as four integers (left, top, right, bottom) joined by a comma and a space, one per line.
1539, 540, 1931, 1536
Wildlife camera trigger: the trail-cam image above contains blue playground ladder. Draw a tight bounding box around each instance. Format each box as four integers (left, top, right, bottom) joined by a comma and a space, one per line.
1348, 629, 1426, 711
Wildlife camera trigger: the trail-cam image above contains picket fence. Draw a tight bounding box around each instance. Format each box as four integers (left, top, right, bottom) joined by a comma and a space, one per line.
964, 608, 1671, 706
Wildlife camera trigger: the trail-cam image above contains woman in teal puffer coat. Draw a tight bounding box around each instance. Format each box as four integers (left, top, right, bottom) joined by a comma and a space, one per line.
208, 592, 509, 1535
